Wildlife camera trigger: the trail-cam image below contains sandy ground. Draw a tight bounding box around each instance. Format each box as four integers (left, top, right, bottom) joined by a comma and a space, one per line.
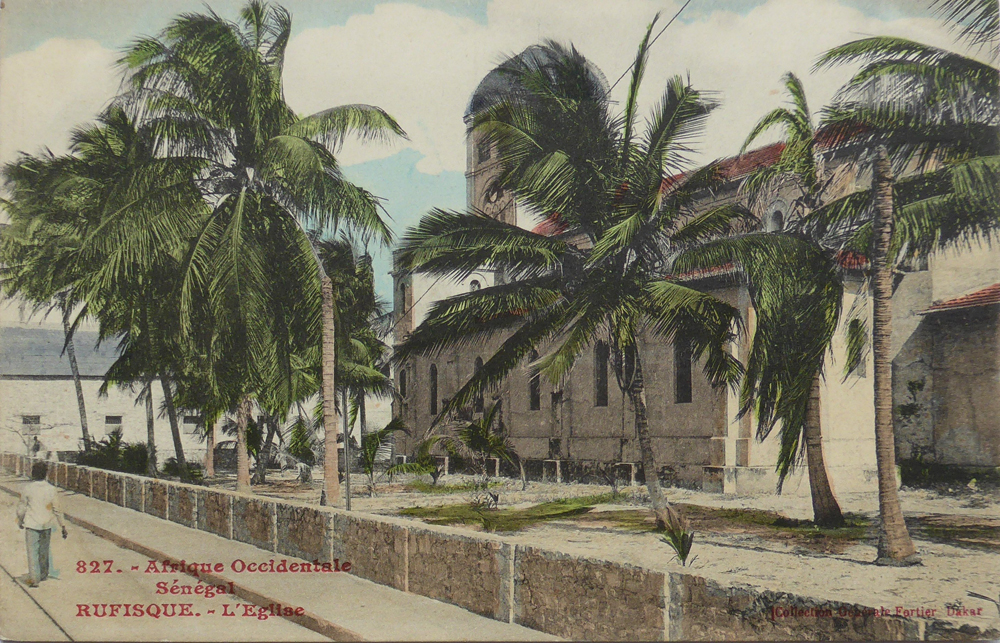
201, 469, 1000, 633
227, 469, 1000, 520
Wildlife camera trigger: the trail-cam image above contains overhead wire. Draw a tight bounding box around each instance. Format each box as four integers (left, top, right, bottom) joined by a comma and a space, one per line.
608, 0, 694, 93
386, 0, 696, 343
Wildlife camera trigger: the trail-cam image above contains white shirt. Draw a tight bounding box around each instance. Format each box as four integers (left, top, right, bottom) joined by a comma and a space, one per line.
16, 481, 64, 531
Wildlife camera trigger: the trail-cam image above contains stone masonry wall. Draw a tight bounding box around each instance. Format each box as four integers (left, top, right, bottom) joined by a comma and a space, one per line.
90, 469, 108, 501
65, 465, 79, 493
668, 574, 921, 641
408, 526, 508, 620
144, 480, 168, 519
1, 455, 983, 642
168, 485, 197, 528
515, 546, 665, 641
232, 497, 276, 551
124, 475, 143, 512
198, 489, 232, 538
334, 513, 407, 591
73, 467, 91, 495
106, 473, 124, 506
276, 503, 332, 563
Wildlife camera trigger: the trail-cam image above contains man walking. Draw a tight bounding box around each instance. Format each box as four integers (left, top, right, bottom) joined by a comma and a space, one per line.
16, 462, 68, 588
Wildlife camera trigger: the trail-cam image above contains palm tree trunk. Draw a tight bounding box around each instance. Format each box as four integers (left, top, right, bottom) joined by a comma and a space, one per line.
235, 394, 253, 493
145, 380, 157, 477
61, 304, 91, 451
160, 378, 186, 476
871, 146, 918, 564
204, 418, 215, 477
321, 274, 340, 505
256, 415, 277, 485
804, 372, 845, 527
629, 350, 681, 531
343, 388, 352, 511
359, 392, 367, 439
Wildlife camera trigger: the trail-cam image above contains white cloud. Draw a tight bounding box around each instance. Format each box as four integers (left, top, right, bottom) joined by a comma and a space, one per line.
0, 38, 119, 164
284, 0, 967, 174
1, 0, 971, 177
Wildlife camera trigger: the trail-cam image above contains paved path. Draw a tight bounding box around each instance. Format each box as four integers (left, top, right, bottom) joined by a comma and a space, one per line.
0, 476, 557, 642
0, 485, 328, 642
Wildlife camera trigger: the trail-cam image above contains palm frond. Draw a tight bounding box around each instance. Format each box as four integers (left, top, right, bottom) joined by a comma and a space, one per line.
284, 104, 408, 151
397, 208, 569, 281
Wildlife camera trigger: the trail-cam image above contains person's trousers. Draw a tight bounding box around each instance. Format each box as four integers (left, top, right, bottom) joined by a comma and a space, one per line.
25, 528, 51, 583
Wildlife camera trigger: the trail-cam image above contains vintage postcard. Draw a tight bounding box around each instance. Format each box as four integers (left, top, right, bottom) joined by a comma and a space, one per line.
0, 0, 998, 640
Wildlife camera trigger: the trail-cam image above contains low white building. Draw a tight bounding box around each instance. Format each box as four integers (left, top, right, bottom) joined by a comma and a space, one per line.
0, 299, 207, 465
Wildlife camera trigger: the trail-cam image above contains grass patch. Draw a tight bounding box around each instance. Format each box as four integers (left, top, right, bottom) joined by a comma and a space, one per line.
908, 515, 1000, 553
399, 493, 621, 532
574, 504, 871, 553
682, 505, 870, 541
402, 480, 503, 494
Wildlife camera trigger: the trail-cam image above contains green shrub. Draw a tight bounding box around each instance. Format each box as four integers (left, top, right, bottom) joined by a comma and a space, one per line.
661, 527, 695, 566
121, 443, 149, 474
161, 457, 204, 482
78, 430, 148, 475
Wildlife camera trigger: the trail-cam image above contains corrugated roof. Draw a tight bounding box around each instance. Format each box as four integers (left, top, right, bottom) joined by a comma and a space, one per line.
0, 326, 118, 377
921, 283, 1000, 314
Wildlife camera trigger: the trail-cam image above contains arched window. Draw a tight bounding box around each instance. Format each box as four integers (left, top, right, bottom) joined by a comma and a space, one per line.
765, 210, 784, 232
399, 283, 408, 313
470, 279, 481, 292
399, 369, 408, 398
528, 350, 541, 411
474, 357, 484, 413
477, 139, 492, 163
674, 337, 692, 404
429, 364, 438, 415
594, 342, 609, 407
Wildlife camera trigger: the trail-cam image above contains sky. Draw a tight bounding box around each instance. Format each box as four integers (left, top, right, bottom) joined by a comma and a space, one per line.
0, 0, 969, 302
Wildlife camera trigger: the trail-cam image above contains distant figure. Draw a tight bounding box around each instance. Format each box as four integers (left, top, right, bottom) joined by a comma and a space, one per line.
16, 462, 67, 588
296, 462, 312, 483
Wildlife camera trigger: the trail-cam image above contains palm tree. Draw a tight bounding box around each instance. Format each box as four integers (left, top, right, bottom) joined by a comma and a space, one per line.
316, 234, 395, 440
399, 17, 849, 531
117, 0, 406, 495
1, 153, 97, 451
357, 418, 408, 496
64, 106, 207, 478
398, 19, 752, 529
808, 0, 999, 563
285, 403, 318, 467
738, 72, 846, 527
443, 402, 517, 509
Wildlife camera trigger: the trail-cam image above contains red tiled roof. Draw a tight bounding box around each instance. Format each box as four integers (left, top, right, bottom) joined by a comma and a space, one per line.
658, 142, 786, 193
670, 252, 867, 283
670, 263, 737, 282
659, 123, 872, 192
718, 142, 786, 181
814, 123, 871, 150
531, 212, 568, 236
834, 250, 868, 270
534, 124, 873, 237
921, 283, 1000, 314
